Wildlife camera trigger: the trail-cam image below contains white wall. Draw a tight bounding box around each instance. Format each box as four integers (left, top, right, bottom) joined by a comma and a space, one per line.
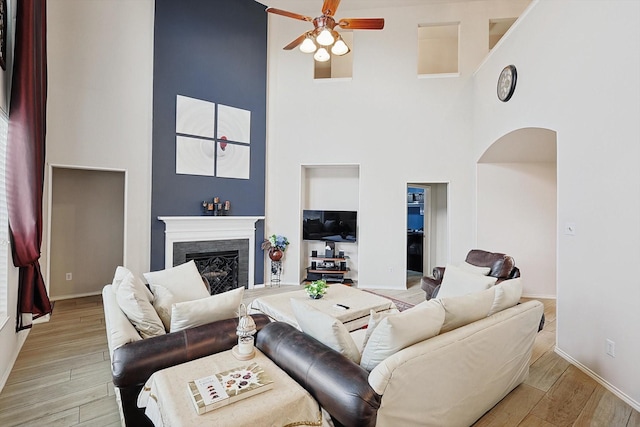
0, 0, 154, 391
477, 162, 556, 298
265, 0, 531, 288
472, 0, 640, 409
44, 0, 154, 278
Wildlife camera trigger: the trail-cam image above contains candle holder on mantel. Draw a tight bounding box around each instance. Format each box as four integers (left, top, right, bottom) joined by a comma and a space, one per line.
201, 197, 231, 216
232, 304, 256, 360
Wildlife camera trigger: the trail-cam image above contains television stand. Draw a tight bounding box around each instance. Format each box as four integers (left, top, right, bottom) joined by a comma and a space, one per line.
304, 254, 351, 285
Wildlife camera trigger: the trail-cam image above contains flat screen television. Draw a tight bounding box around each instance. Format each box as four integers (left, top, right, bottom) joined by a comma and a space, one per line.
302, 210, 357, 243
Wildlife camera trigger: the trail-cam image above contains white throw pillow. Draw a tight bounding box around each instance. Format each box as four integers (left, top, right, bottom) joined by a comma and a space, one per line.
360, 299, 445, 371
112, 266, 151, 298
456, 261, 491, 276
290, 299, 361, 364
115, 272, 166, 339
436, 264, 498, 299
144, 260, 210, 302
438, 287, 496, 333
487, 278, 523, 316
151, 285, 177, 331
361, 309, 394, 350
170, 287, 244, 332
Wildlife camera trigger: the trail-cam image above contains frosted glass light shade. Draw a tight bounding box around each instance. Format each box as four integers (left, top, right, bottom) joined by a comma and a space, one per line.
314, 47, 330, 62
316, 28, 335, 46
300, 37, 317, 53
331, 39, 349, 56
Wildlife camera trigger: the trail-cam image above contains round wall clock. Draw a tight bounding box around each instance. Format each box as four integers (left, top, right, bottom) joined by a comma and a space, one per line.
497, 65, 517, 102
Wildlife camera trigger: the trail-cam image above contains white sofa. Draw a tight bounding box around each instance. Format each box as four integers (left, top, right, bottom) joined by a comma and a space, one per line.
102, 283, 271, 426
255, 281, 544, 427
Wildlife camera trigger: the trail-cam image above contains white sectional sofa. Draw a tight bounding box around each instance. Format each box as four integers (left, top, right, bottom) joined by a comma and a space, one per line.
255, 279, 545, 427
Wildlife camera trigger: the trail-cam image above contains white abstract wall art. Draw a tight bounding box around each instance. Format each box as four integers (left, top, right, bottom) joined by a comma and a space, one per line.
216, 140, 250, 179
174, 95, 251, 180
176, 95, 215, 138
176, 136, 215, 176
217, 104, 251, 144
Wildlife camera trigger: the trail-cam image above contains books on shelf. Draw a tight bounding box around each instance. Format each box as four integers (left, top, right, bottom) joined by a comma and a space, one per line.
187, 362, 274, 415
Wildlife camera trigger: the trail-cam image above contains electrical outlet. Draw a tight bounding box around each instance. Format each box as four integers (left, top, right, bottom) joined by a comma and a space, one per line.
606, 339, 615, 357
65, 273, 72, 281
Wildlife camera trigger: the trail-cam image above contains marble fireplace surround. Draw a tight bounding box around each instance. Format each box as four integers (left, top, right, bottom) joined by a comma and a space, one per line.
158, 216, 264, 288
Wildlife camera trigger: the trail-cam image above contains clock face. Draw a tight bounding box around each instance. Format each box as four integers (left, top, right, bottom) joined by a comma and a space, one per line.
497, 65, 517, 102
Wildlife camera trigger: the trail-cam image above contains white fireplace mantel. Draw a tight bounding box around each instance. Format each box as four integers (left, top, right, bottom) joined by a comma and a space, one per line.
159, 216, 264, 288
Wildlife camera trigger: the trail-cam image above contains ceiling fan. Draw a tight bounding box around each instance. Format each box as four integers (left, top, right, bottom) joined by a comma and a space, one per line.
266, 0, 384, 62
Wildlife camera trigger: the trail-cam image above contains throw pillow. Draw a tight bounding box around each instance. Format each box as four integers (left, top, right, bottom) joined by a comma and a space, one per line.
487, 278, 523, 316
115, 272, 166, 339
143, 260, 210, 302
438, 286, 496, 333
436, 264, 498, 299
170, 287, 245, 332
361, 309, 394, 350
112, 266, 152, 298
360, 299, 445, 371
151, 285, 177, 331
456, 261, 491, 276
290, 299, 361, 364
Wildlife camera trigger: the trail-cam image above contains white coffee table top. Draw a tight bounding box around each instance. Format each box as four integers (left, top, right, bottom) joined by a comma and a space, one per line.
249, 284, 397, 331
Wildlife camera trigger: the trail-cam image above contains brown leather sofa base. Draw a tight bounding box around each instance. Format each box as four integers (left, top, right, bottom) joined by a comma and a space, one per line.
256, 321, 381, 427
111, 314, 270, 427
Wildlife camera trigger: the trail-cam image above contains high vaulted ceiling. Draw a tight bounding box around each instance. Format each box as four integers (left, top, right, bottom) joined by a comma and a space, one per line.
257, 0, 484, 11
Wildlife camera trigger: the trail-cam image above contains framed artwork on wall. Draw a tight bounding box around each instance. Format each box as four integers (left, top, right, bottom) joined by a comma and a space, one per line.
175, 94, 251, 179
0, 0, 6, 71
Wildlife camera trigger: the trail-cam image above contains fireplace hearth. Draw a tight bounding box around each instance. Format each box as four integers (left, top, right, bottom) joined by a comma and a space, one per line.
186, 250, 239, 295
174, 239, 249, 291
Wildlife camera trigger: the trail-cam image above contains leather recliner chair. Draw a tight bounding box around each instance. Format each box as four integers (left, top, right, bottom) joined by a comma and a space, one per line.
420, 249, 520, 300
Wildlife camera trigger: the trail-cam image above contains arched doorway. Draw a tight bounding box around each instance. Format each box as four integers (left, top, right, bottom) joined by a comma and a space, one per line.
477, 127, 557, 298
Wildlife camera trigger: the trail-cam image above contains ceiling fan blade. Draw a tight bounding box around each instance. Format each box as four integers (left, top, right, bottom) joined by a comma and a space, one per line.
338, 18, 385, 30
283, 33, 307, 50
321, 0, 341, 16
266, 7, 313, 22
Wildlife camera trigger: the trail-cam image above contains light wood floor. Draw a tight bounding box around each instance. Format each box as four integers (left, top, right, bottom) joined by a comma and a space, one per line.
0, 279, 638, 427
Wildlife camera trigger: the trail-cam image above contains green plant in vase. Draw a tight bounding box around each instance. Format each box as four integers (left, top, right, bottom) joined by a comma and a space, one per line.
305, 280, 328, 299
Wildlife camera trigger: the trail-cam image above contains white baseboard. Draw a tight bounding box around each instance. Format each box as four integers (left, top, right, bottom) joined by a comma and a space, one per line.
50, 291, 103, 302
521, 293, 556, 300
555, 347, 640, 412
0, 330, 28, 393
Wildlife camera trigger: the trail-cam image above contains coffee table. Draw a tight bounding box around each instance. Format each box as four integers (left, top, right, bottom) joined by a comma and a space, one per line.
249, 284, 397, 332
137, 349, 321, 427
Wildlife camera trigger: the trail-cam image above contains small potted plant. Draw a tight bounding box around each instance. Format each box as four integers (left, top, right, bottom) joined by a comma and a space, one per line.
261, 234, 289, 261
305, 279, 328, 299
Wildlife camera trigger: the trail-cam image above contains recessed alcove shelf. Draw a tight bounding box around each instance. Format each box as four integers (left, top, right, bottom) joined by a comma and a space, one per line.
300, 164, 360, 284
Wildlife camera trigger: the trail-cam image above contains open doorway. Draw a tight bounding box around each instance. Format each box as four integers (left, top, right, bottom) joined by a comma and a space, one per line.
49, 167, 125, 300
406, 183, 448, 288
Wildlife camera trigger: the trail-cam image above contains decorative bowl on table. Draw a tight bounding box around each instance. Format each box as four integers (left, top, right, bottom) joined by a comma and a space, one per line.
305, 280, 327, 299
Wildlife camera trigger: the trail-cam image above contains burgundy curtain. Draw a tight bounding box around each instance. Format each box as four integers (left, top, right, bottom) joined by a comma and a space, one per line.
6, 0, 51, 331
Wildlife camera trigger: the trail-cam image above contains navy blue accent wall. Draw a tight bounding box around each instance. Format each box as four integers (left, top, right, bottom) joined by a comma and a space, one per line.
151, 0, 267, 282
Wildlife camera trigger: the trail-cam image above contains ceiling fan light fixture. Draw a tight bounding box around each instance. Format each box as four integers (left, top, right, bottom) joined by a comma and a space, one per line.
316, 28, 335, 46
331, 39, 349, 56
314, 47, 330, 62
299, 37, 317, 53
